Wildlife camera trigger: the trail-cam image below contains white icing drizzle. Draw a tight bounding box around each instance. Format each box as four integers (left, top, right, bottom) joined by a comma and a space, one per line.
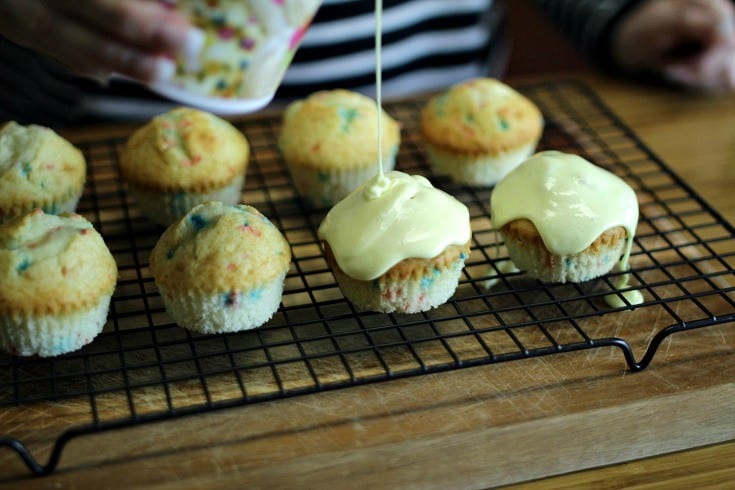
364, 0, 390, 200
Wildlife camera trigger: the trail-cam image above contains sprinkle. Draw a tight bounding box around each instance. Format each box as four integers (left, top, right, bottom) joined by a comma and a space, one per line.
45, 163, 55, 170
189, 214, 207, 231
289, 24, 308, 50
241, 37, 256, 50
211, 14, 226, 27
80, 229, 90, 235
17, 259, 31, 274
166, 248, 176, 260
239, 223, 261, 236
223, 291, 238, 307
216, 79, 228, 91
218, 27, 236, 40
239, 59, 250, 70
227, 263, 237, 271
459, 252, 468, 260
499, 118, 510, 130
337, 107, 359, 132
19, 161, 31, 178
249, 288, 263, 301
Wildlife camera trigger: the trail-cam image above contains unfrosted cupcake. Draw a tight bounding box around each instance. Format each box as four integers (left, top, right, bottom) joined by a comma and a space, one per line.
120, 107, 249, 226
421, 78, 543, 186
319, 171, 471, 314
149, 201, 291, 334
491, 151, 639, 283
278, 89, 401, 207
0, 121, 86, 222
0, 210, 117, 356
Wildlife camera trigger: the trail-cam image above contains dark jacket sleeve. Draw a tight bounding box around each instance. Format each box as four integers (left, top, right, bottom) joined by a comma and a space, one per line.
529, 0, 640, 72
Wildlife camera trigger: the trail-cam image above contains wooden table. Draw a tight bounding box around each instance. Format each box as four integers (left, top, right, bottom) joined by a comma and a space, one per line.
1, 73, 734, 489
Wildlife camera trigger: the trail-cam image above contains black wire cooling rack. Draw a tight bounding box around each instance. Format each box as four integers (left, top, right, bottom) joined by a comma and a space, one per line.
2, 80, 734, 476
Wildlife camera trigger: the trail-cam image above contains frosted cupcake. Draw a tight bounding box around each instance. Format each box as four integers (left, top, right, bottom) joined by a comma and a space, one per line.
491, 151, 639, 284
0, 210, 117, 356
421, 78, 543, 186
120, 107, 249, 226
278, 89, 401, 207
319, 171, 471, 314
149, 201, 291, 334
0, 121, 86, 222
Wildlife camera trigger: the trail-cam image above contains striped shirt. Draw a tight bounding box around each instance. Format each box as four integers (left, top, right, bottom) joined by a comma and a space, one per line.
0, 0, 637, 127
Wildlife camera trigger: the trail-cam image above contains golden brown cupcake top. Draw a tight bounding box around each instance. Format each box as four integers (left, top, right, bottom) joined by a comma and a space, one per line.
149, 201, 291, 293
0, 210, 117, 315
420, 78, 543, 155
278, 89, 401, 170
120, 107, 249, 192
0, 122, 86, 217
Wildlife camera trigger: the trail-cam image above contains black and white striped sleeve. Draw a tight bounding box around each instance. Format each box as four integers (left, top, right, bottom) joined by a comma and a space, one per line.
530, 0, 640, 71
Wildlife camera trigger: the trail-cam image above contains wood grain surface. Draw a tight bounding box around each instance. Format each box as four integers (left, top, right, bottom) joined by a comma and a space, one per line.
1, 73, 734, 489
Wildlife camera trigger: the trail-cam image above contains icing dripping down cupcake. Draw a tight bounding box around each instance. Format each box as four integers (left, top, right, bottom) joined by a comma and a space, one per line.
490, 151, 643, 305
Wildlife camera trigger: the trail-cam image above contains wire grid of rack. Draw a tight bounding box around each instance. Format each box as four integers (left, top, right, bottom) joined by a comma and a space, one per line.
1, 79, 734, 476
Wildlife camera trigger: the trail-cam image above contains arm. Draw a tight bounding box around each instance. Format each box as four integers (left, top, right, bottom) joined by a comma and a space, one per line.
0, 0, 202, 83
530, 0, 735, 92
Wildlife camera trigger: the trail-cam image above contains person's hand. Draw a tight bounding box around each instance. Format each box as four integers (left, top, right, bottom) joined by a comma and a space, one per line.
0, 0, 203, 83
611, 0, 735, 92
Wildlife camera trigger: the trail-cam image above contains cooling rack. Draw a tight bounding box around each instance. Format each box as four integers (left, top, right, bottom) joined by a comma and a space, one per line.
1, 80, 734, 476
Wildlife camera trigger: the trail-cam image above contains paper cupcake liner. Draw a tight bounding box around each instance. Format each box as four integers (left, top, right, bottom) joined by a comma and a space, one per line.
156, 271, 287, 334
426, 142, 536, 186
0, 187, 82, 223
0, 295, 111, 357
332, 255, 467, 314
130, 175, 245, 226
502, 231, 626, 283
288, 153, 396, 208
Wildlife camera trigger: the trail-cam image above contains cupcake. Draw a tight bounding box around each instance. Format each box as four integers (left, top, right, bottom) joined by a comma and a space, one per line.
420, 78, 543, 186
0, 121, 86, 222
0, 210, 117, 356
318, 171, 471, 313
120, 107, 249, 226
278, 89, 401, 207
149, 201, 291, 334
490, 151, 639, 283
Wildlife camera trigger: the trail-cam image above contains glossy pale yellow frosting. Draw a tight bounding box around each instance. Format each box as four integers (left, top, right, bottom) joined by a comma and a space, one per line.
318, 171, 471, 280
491, 151, 638, 260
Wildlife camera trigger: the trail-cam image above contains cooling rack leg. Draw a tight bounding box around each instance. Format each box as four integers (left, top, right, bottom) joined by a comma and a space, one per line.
0, 437, 47, 476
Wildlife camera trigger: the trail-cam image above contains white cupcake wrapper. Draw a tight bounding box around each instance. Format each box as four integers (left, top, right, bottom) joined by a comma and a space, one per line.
129, 175, 245, 226
426, 142, 537, 186
504, 235, 626, 283
0, 295, 111, 357
289, 153, 396, 208
0, 191, 82, 223
334, 258, 466, 314
156, 272, 287, 334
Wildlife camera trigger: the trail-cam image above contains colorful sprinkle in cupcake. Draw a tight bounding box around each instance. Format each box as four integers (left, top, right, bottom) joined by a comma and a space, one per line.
0, 210, 117, 356
421, 78, 543, 186
149, 201, 291, 334
120, 107, 249, 226
278, 89, 401, 207
0, 122, 86, 222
